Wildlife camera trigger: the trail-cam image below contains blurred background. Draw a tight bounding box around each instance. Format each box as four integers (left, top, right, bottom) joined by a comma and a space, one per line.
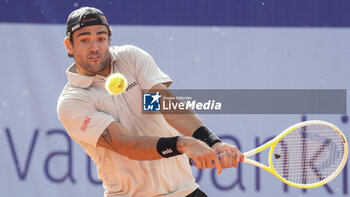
0, 0, 349, 196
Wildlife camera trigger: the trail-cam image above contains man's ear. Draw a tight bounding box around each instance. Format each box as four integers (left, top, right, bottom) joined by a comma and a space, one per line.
64, 37, 73, 55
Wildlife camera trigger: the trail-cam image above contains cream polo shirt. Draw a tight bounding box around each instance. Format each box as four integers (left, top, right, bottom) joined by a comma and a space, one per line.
57, 45, 198, 197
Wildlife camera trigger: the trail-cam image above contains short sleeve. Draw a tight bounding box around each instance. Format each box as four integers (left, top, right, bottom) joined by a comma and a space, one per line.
126, 45, 172, 90
57, 94, 115, 147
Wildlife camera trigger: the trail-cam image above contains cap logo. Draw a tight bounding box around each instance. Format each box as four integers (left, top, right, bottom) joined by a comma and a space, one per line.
71, 24, 81, 32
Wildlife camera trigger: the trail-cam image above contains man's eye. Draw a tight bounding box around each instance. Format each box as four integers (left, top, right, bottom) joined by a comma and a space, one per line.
99, 38, 106, 41
81, 39, 88, 43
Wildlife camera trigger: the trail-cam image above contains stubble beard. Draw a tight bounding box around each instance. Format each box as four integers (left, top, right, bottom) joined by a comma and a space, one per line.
78, 51, 110, 75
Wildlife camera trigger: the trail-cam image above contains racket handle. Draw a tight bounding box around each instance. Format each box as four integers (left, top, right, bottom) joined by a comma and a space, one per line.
189, 154, 245, 166
240, 155, 245, 162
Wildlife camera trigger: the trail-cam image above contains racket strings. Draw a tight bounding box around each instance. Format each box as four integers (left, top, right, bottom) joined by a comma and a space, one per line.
272, 123, 345, 185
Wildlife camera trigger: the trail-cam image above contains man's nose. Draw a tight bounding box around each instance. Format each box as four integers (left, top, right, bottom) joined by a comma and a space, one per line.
89, 40, 99, 52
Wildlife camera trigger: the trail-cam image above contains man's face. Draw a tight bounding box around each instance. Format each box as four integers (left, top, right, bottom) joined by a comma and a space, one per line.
66, 25, 110, 76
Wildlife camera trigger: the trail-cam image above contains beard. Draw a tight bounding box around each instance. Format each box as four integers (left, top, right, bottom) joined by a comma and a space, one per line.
76, 50, 110, 75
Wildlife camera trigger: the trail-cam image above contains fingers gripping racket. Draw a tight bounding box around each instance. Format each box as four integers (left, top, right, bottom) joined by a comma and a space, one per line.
191, 120, 348, 188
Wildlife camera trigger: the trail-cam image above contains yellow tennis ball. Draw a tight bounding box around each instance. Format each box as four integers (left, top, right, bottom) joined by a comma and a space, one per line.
105, 73, 127, 95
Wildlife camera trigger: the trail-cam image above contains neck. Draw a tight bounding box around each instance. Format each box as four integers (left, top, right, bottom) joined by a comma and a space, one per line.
98, 62, 111, 77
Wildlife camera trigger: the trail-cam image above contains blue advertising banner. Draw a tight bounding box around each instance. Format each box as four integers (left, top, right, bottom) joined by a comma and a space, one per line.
1, 0, 350, 26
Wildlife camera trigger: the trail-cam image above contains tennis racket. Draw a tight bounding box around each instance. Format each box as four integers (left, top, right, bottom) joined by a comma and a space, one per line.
191, 120, 348, 188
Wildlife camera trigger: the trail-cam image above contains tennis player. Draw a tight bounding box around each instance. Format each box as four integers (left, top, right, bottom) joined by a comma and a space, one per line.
57, 7, 242, 197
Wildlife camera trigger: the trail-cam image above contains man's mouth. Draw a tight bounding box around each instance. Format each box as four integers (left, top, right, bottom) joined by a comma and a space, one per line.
88, 54, 101, 62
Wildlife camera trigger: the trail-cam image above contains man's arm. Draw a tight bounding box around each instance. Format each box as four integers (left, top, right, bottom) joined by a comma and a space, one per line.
97, 121, 160, 160
149, 83, 204, 136
97, 120, 223, 173
149, 83, 242, 169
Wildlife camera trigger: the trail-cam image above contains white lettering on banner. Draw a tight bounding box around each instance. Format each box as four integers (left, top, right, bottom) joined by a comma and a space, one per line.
162, 100, 222, 110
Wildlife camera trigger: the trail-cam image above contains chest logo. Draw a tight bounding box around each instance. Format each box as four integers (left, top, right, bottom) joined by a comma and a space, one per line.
125, 81, 138, 92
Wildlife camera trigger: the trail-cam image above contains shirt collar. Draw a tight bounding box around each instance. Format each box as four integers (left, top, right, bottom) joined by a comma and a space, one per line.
109, 47, 118, 64
66, 63, 94, 88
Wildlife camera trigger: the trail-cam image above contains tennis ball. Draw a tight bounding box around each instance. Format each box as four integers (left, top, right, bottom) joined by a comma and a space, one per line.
105, 73, 127, 95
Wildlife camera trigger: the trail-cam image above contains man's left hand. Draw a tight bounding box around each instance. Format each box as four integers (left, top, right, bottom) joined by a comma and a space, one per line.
211, 142, 242, 169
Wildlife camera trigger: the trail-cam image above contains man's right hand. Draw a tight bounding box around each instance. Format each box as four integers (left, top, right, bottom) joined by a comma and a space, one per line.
177, 136, 223, 175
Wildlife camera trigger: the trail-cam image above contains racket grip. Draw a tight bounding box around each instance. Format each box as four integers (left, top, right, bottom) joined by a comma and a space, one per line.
239, 155, 245, 162
189, 154, 245, 166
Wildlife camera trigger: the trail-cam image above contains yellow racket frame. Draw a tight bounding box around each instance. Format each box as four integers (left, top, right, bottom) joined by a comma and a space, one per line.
242, 120, 349, 188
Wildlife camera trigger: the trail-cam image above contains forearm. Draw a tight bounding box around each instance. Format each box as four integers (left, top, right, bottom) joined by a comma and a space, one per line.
163, 113, 203, 136
98, 122, 224, 173
159, 94, 221, 146
117, 136, 161, 160
161, 97, 222, 147
148, 84, 204, 136
98, 122, 163, 160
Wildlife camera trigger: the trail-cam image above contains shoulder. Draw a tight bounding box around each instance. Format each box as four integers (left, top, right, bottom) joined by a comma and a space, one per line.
58, 83, 91, 102
110, 45, 150, 59
110, 44, 142, 52
57, 84, 92, 114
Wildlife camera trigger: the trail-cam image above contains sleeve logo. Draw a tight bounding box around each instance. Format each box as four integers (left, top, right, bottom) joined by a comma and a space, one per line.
80, 117, 91, 131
